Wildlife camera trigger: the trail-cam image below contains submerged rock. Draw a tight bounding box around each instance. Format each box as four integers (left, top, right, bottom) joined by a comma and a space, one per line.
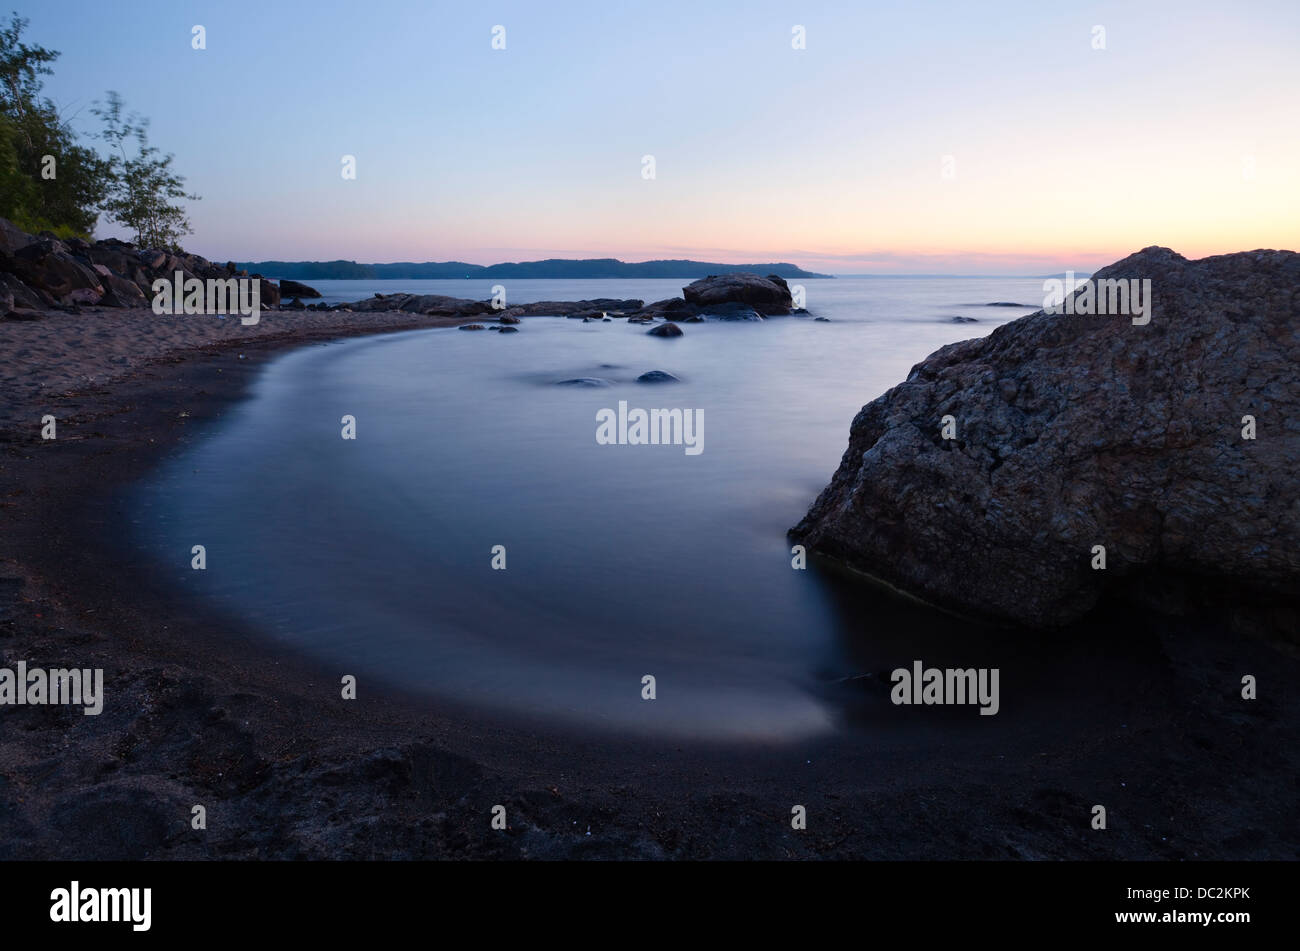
704, 301, 763, 321
458, 323, 487, 331
556, 377, 612, 387
791, 246, 1300, 632
648, 322, 684, 337
636, 370, 681, 384
498, 325, 519, 333
950, 316, 979, 323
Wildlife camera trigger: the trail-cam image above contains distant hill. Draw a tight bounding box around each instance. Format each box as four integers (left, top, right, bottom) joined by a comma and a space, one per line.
235, 257, 832, 280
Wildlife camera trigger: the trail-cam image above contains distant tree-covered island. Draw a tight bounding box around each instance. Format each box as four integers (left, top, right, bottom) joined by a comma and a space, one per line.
235, 258, 834, 280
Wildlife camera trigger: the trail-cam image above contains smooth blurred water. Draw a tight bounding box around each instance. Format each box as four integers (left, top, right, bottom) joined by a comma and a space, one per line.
130, 279, 1049, 741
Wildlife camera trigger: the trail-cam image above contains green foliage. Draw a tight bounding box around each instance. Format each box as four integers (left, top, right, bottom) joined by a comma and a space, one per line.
93, 91, 199, 251
0, 13, 108, 236
0, 14, 197, 247
0, 110, 38, 222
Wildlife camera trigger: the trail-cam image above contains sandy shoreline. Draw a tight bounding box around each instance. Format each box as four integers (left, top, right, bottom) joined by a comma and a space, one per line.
0, 309, 1295, 859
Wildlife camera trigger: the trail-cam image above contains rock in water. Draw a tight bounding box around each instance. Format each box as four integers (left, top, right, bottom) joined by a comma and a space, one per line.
682, 272, 793, 315
636, 370, 681, 383
648, 322, 684, 337
702, 301, 763, 321
278, 278, 322, 298
791, 247, 1300, 632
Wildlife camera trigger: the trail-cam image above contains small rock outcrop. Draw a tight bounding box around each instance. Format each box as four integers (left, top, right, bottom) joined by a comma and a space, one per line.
648, 322, 683, 337
682, 272, 793, 315
791, 247, 1300, 633
0, 216, 311, 315
278, 279, 322, 298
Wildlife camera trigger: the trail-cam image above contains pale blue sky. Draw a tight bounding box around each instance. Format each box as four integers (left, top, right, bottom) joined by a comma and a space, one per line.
17, 0, 1300, 272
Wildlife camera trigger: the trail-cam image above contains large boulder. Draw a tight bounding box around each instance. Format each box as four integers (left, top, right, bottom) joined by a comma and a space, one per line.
631, 297, 701, 321
0, 217, 34, 256
702, 301, 763, 321
791, 247, 1300, 633
85, 238, 140, 277
4, 239, 104, 305
99, 273, 149, 308
683, 272, 793, 315
278, 278, 322, 298
0, 271, 48, 310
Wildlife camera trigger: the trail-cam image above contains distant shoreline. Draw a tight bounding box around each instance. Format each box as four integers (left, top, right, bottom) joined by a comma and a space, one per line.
234, 259, 834, 281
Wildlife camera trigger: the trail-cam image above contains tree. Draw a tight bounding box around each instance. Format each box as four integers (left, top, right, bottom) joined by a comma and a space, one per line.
93, 90, 199, 250
0, 13, 107, 235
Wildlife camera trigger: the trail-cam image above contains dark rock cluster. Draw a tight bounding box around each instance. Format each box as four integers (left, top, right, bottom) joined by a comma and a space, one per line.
0, 216, 322, 318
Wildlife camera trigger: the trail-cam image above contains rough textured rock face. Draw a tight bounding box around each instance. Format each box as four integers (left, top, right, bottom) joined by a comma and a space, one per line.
792, 247, 1300, 631
0, 216, 315, 316
683, 272, 793, 314
7, 240, 104, 305
0, 217, 34, 256
100, 273, 149, 308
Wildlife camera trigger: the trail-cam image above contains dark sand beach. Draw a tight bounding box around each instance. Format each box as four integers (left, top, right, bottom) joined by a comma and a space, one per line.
1, 308, 1295, 860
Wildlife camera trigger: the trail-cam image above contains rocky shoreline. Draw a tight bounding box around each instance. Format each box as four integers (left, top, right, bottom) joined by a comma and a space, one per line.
0, 239, 1295, 860
1, 215, 807, 325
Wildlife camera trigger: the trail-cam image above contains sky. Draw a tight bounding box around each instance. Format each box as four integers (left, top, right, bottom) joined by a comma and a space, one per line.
17, 0, 1300, 273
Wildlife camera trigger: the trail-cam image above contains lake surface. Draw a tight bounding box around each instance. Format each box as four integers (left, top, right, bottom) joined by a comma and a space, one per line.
131, 278, 1063, 741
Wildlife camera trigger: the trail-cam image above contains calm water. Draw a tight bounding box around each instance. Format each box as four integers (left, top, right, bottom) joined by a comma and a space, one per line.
131, 279, 1053, 741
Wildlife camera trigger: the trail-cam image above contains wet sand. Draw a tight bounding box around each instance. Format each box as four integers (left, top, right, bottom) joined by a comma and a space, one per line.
0, 308, 1295, 859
